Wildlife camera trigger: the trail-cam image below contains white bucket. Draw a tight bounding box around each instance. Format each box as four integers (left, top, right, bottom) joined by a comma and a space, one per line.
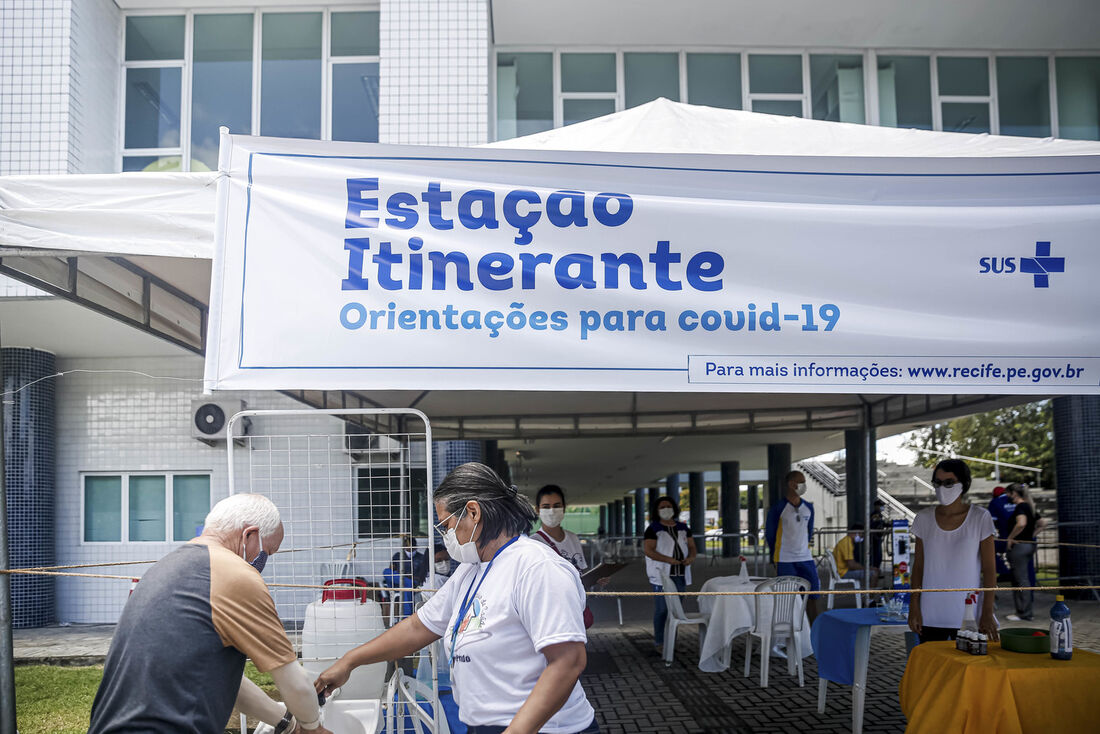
301, 590, 387, 699
251, 698, 381, 734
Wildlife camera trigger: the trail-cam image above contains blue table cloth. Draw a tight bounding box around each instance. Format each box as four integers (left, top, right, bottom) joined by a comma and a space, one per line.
812, 608, 906, 685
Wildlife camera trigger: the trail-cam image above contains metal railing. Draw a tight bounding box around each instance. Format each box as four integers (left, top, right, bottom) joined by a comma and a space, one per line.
799, 460, 845, 496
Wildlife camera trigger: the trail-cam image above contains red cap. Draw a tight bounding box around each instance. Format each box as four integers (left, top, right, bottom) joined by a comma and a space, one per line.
992, 486, 1006, 496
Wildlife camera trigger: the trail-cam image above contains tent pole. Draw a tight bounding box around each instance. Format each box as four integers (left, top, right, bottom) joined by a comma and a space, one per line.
0, 323, 16, 734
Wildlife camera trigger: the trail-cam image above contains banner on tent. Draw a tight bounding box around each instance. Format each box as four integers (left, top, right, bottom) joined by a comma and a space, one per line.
204, 134, 1100, 394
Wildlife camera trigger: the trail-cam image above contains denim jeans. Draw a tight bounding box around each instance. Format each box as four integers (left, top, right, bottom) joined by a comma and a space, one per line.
653, 575, 686, 645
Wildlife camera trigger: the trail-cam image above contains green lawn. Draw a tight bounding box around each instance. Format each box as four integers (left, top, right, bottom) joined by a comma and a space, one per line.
15, 663, 276, 734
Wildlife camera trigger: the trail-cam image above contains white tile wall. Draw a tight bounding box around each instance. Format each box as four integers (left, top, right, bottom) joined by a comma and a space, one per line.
0, 274, 50, 298
0, 0, 73, 175
67, 0, 120, 173
52, 354, 359, 623
379, 0, 490, 146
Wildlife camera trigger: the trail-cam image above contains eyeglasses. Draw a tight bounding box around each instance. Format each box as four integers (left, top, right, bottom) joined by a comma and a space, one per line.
433, 512, 456, 535
931, 480, 960, 489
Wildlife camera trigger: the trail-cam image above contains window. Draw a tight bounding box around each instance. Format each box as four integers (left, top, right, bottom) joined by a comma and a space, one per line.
936, 56, 991, 133
624, 52, 679, 109
1056, 57, 1100, 140
122, 9, 381, 171
996, 57, 1051, 138
83, 473, 210, 543
686, 53, 741, 109
810, 54, 865, 123
748, 54, 804, 117
356, 464, 428, 538
496, 53, 553, 139
559, 52, 618, 127
877, 55, 932, 129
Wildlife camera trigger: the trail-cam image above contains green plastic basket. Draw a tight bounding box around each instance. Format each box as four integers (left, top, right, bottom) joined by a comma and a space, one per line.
1000, 627, 1049, 654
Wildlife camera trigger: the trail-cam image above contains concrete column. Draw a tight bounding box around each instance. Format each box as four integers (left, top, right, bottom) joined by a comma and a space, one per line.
1054, 396, 1100, 595
623, 497, 634, 537
665, 473, 680, 498
634, 488, 647, 535
721, 461, 741, 558
748, 484, 760, 543
612, 500, 623, 537
599, 505, 608, 535
689, 472, 706, 549
845, 429, 876, 528
767, 443, 792, 508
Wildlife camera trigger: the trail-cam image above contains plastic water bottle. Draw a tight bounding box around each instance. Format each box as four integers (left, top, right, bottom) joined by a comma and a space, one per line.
1050, 595, 1073, 660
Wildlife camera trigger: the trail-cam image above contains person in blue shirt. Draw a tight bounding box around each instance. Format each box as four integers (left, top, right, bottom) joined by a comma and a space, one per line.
765, 471, 820, 605
987, 486, 1015, 580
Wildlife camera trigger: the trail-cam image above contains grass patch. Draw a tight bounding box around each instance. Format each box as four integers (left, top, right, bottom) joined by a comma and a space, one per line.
16, 662, 279, 734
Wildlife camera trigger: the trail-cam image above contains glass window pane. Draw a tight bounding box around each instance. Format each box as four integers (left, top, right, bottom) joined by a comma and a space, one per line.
563, 98, 616, 126
85, 476, 122, 542
124, 67, 182, 149
173, 475, 210, 541
942, 101, 990, 133
497, 53, 553, 139
261, 12, 322, 139
332, 11, 379, 56
749, 54, 802, 94
624, 52, 679, 108
937, 57, 989, 96
752, 99, 803, 117
561, 53, 616, 93
877, 55, 932, 130
129, 476, 166, 542
810, 54, 865, 123
996, 57, 1050, 137
687, 53, 741, 109
1056, 57, 1100, 141
123, 156, 183, 172
192, 13, 253, 170
332, 62, 379, 143
126, 16, 185, 61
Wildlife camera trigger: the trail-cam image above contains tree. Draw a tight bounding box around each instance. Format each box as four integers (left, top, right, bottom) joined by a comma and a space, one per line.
902, 400, 1054, 488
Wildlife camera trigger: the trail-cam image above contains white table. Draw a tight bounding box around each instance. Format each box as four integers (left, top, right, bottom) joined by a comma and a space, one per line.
697, 575, 813, 673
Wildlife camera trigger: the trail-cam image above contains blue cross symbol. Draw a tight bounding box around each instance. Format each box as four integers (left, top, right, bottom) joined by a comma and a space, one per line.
1019, 241, 1065, 288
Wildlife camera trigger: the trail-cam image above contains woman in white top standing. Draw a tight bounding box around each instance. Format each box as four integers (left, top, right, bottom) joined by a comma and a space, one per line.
316, 463, 598, 734
908, 458, 1000, 644
642, 495, 697, 652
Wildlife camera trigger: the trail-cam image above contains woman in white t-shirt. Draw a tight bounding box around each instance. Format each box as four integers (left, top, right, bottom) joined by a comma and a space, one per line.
908, 458, 999, 644
315, 463, 598, 734
531, 485, 588, 572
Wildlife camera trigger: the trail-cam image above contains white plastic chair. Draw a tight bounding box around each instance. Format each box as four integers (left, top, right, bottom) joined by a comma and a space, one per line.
660, 570, 707, 666
824, 551, 862, 610
743, 576, 810, 688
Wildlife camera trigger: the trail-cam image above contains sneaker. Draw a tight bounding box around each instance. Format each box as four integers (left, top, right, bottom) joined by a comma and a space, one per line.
770, 644, 788, 659
1006, 614, 1023, 622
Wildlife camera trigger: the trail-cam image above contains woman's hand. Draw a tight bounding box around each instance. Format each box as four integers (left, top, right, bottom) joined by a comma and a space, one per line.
979, 611, 999, 642
314, 659, 351, 696
595, 576, 610, 587
1005, 538, 1016, 550
908, 601, 922, 635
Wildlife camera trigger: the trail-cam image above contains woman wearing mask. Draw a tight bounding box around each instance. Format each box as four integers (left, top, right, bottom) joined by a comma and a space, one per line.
908, 459, 999, 644
531, 485, 588, 571
316, 463, 598, 734
1004, 483, 1038, 621
643, 495, 697, 652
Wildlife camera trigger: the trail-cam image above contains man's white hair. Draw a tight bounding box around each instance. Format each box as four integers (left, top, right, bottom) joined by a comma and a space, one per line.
203, 493, 282, 539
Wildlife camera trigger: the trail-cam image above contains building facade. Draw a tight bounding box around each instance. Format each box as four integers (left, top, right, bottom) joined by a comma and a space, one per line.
2, 0, 1099, 624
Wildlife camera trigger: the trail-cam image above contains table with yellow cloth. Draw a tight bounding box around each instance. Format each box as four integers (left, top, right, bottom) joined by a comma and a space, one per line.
900, 641, 1100, 734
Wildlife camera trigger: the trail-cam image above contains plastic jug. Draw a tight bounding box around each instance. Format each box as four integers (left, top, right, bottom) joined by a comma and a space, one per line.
1050, 595, 1073, 660
301, 579, 388, 699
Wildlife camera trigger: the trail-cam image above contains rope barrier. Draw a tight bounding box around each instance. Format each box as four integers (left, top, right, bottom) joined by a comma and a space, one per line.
0, 568, 1096, 598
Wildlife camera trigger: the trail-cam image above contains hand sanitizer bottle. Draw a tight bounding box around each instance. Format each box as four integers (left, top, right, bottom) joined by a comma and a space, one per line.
1050, 595, 1073, 661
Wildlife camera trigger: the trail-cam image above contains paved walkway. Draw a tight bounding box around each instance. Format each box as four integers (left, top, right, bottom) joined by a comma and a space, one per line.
12, 555, 1100, 734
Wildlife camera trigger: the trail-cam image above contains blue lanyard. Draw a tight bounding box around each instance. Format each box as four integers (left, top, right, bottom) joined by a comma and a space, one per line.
449, 535, 519, 664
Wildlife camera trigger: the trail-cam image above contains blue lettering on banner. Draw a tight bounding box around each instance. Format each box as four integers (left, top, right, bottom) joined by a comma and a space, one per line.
978, 241, 1066, 288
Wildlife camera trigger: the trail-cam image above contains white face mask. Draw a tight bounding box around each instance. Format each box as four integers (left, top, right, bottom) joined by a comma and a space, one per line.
795, 483, 807, 497
539, 508, 565, 528
935, 483, 964, 506
434, 560, 451, 575
658, 507, 675, 521
442, 511, 481, 564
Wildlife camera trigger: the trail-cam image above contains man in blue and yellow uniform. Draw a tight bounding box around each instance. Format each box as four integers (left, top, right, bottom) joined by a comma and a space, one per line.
765, 471, 820, 603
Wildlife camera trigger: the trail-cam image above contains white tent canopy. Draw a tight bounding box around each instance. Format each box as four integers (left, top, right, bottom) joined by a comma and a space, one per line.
2, 101, 1093, 495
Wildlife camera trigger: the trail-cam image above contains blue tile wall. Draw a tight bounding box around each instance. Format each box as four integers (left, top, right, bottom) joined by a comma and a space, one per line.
1053, 396, 1100, 596
3, 348, 56, 627
431, 440, 484, 487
